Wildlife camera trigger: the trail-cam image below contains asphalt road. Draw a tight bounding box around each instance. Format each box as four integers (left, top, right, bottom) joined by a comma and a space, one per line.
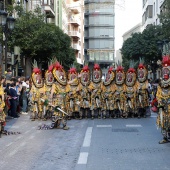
0, 111, 170, 170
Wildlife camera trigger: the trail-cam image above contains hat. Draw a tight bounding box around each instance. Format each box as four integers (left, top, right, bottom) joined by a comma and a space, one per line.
7, 69, 12, 72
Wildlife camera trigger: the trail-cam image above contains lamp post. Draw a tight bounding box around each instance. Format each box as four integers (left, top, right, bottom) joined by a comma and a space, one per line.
157, 39, 170, 56
0, 9, 15, 71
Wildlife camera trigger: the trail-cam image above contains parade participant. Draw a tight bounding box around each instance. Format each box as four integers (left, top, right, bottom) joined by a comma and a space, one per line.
88, 63, 102, 119
136, 58, 150, 118
101, 66, 115, 118
124, 61, 138, 118
0, 77, 6, 137
43, 61, 54, 120
66, 66, 80, 119
156, 55, 170, 144
30, 60, 44, 121
50, 61, 69, 130
113, 62, 126, 118
77, 65, 91, 119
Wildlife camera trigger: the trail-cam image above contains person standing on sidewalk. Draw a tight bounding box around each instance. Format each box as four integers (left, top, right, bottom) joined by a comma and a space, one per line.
9, 83, 19, 118
20, 86, 28, 115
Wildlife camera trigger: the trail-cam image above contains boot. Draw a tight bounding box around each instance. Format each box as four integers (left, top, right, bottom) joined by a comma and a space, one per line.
63, 125, 69, 130
91, 110, 94, 119
159, 137, 169, 144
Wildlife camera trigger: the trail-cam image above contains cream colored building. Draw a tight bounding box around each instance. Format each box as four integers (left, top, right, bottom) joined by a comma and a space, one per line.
67, 0, 84, 65
122, 23, 142, 41
21, 0, 84, 65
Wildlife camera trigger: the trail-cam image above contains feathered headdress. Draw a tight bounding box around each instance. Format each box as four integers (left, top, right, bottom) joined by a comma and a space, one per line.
116, 60, 124, 72
128, 60, 137, 73
162, 55, 170, 67
94, 63, 100, 70
108, 66, 114, 73
138, 57, 145, 69
32, 60, 41, 74
47, 57, 56, 73
82, 65, 89, 72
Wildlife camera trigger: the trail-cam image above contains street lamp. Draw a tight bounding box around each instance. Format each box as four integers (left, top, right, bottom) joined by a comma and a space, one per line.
0, 10, 15, 71
157, 39, 170, 56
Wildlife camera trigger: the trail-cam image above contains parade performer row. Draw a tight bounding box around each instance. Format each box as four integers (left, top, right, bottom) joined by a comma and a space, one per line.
29, 58, 151, 128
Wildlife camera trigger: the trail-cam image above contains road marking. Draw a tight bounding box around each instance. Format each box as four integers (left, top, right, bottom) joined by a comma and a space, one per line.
25, 130, 31, 134
16, 135, 22, 140
97, 125, 112, 128
126, 124, 142, 127
6, 142, 13, 147
29, 135, 35, 139
77, 152, 88, 164
9, 149, 18, 156
83, 127, 93, 147
20, 142, 26, 147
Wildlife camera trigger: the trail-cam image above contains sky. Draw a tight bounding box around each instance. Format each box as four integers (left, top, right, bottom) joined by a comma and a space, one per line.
115, 0, 142, 51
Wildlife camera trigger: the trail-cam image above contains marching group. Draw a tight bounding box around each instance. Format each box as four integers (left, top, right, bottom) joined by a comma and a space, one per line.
0, 55, 170, 143
29, 58, 151, 131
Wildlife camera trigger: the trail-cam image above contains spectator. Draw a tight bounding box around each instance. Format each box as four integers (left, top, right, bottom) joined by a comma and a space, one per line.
5, 69, 12, 84
20, 86, 28, 115
9, 83, 19, 118
21, 76, 29, 89
15, 79, 22, 114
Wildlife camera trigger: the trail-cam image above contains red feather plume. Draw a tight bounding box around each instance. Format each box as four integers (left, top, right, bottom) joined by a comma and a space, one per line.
94, 64, 100, 70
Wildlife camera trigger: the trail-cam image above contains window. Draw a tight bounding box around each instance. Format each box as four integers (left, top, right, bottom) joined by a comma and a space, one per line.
147, 5, 153, 18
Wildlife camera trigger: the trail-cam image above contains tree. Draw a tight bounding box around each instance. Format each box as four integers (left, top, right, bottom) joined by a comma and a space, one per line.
9, 6, 76, 71
121, 25, 163, 70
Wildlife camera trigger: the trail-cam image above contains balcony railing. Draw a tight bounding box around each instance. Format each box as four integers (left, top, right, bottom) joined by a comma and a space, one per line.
68, 31, 81, 38
68, 3, 81, 13
42, 0, 55, 17
72, 44, 81, 50
68, 19, 80, 26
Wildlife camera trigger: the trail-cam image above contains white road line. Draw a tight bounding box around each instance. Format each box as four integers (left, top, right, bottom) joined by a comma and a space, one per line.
97, 125, 112, 128
77, 152, 89, 164
83, 127, 93, 147
126, 124, 142, 127
29, 135, 35, 140
9, 149, 18, 157
25, 130, 31, 134
6, 142, 13, 147
16, 135, 22, 140
20, 142, 26, 147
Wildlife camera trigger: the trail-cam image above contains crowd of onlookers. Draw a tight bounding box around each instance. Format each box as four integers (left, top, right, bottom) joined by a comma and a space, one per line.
1, 69, 31, 119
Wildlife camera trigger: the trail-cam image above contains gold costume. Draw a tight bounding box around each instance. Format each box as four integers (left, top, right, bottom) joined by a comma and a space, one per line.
101, 67, 115, 118
156, 56, 170, 143
66, 67, 80, 118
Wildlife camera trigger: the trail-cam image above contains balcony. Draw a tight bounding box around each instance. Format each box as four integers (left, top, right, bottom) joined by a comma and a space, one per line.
68, 31, 81, 38
68, 19, 80, 26
72, 44, 81, 51
68, 3, 81, 14
77, 57, 84, 65
42, 0, 55, 18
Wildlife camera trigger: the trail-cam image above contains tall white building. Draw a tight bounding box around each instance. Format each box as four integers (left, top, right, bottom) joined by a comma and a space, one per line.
142, 0, 165, 30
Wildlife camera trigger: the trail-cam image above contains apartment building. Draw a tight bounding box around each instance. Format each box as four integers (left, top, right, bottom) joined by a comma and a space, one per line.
84, 0, 115, 76
20, 0, 84, 65
122, 23, 142, 42
142, 0, 165, 30
67, 0, 84, 65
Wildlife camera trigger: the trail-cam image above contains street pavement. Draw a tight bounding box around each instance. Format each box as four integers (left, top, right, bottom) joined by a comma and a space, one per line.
0, 111, 170, 170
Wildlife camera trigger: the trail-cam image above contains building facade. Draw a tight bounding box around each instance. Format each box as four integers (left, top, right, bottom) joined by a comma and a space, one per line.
84, 0, 115, 76
142, 0, 165, 30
